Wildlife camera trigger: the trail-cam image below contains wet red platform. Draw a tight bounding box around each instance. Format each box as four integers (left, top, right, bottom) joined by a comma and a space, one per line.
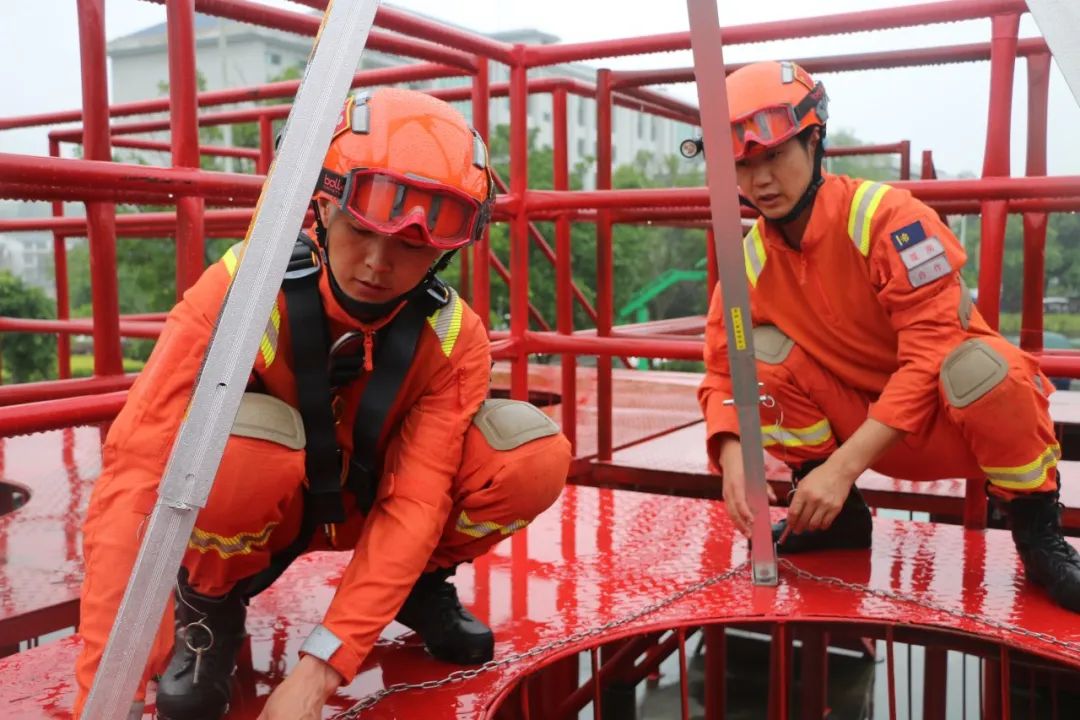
596, 421, 1080, 528
2, 484, 1079, 719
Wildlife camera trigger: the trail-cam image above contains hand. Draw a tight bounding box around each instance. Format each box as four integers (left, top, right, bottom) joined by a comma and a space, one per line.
784, 458, 858, 537
718, 436, 776, 538
257, 655, 342, 720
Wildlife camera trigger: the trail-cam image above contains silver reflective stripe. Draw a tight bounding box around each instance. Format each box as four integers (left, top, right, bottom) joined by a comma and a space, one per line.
300, 624, 344, 663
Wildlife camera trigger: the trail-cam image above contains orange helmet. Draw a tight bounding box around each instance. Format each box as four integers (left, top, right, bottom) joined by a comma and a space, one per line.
314, 87, 494, 250
726, 61, 828, 161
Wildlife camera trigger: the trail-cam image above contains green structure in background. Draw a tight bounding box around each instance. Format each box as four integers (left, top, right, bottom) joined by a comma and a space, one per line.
617, 258, 708, 369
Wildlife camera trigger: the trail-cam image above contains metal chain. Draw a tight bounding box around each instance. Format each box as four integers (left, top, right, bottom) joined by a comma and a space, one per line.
329, 560, 750, 719
779, 559, 1080, 655
330, 556, 1080, 718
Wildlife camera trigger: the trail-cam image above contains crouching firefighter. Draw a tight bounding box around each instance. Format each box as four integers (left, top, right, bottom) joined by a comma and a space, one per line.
73, 88, 571, 719
697, 61, 1080, 613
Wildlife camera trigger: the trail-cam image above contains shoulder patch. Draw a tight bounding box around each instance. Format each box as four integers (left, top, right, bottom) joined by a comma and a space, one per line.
890, 220, 928, 251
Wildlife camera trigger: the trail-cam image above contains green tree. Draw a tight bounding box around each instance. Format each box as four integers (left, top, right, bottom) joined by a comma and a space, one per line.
0, 271, 56, 382
824, 128, 906, 181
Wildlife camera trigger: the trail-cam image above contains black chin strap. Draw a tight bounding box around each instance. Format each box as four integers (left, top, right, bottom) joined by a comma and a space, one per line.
740, 127, 827, 227
314, 201, 460, 322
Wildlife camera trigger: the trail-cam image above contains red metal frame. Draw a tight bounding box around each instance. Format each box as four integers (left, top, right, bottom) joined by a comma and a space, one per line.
2, 1, 1080, 712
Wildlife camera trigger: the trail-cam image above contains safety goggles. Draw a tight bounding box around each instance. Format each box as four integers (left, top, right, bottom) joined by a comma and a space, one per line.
730, 83, 826, 161
317, 167, 488, 250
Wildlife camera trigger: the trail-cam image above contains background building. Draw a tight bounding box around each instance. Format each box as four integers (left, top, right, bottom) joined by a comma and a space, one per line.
106, 12, 697, 188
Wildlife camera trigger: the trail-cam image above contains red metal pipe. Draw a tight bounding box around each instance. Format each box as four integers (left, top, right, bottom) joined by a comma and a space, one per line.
491, 170, 605, 330
975, 12, 1018, 541
289, 0, 516, 65
1021, 51, 1051, 354
48, 138, 71, 380
613, 85, 701, 124
257, 114, 273, 175
522, 331, 701, 360
704, 625, 725, 720
677, 629, 690, 720
900, 140, 912, 181
168, 0, 206, 297
706, 228, 718, 296
0, 375, 136, 408
0, 153, 264, 204
976, 13, 1021, 333
921, 150, 937, 180
110, 137, 260, 160
142, 0, 477, 72
607, 38, 1048, 89
0, 317, 163, 339
524, 0, 1029, 67
520, 176, 1080, 212
825, 142, 908, 158
0, 391, 128, 437
553, 87, 577, 453
471, 57, 491, 327
77, 0, 123, 378
43, 64, 463, 143
509, 49, 529, 400
596, 68, 615, 462
0, 208, 264, 236
487, 254, 551, 332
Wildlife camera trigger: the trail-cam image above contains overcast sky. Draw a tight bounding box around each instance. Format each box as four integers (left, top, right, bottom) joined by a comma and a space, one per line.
2, 0, 1078, 177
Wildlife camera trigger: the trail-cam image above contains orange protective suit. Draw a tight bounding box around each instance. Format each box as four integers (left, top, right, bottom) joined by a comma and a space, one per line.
699, 174, 1059, 498
74, 242, 570, 714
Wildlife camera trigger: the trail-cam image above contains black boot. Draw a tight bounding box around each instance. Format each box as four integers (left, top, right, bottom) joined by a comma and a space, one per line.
155, 571, 247, 720
771, 460, 873, 554
1008, 492, 1080, 612
395, 567, 494, 665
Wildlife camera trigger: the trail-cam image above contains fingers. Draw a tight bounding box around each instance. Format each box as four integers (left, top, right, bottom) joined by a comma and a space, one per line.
788, 492, 841, 535
723, 482, 753, 537
766, 482, 777, 503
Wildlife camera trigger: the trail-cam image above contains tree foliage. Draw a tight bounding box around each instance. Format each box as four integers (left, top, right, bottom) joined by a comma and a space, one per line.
0, 271, 56, 382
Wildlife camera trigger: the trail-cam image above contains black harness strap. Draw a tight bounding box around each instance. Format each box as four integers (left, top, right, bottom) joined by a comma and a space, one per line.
346, 281, 449, 513
244, 235, 449, 598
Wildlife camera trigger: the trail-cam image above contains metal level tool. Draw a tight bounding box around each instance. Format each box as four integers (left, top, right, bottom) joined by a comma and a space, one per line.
1026, 0, 1080, 105
685, 0, 779, 586
82, 1, 382, 716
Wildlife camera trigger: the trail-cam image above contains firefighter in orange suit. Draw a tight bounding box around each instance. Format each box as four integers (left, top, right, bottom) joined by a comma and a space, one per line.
74, 88, 570, 719
698, 61, 1080, 612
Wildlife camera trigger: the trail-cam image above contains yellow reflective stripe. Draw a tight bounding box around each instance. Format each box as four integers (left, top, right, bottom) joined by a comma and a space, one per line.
743, 224, 767, 287
983, 444, 1062, 491
427, 289, 463, 357
188, 521, 278, 559
455, 510, 529, 539
761, 418, 833, 448
847, 181, 891, 256
259, 304, 281, 368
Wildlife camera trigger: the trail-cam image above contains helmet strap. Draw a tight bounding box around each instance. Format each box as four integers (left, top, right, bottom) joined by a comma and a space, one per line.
770, 126, 826, 227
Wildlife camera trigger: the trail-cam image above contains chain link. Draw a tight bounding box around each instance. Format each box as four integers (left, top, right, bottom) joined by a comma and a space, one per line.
329, 560, 751, 719
778, 559, 1080, 655
331, 557, 1080, 718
